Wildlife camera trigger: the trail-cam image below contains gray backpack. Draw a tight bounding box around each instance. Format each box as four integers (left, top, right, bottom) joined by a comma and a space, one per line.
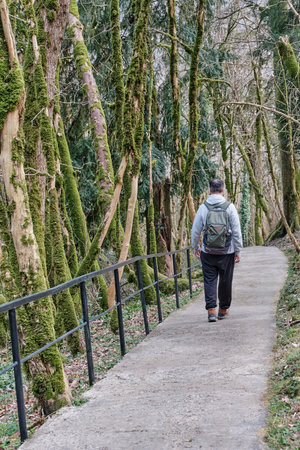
203, 201, 232, 255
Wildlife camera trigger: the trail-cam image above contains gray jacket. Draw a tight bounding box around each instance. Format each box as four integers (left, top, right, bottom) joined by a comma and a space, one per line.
191, 194, 243, 254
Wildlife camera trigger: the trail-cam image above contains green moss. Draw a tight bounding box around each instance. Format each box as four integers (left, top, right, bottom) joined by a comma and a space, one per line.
48, 190, 81, 355
70, 16, 114, 220
0, 198, 20, 298
54, 64, 90, 258
147, 264, 190, 294
46, 10, 56, 21
45, 0, 58, 11
16, 278, 68, 413
69, 0, 80, 18
167, 0, 184, 169
34, 63, 49, 109
147, 203, 157, 265
122, 0, 151, 167
277, 39, 300, 88
98, 275, 108, 310
21, 234, 35, 246
11, 134, 24, 166
110, 308, 119, 333
110, 0, 125, 152
36, 17, 46, 70
73, 41, 91, 74
57, 183, 79, 278
131, 206, 156, 305
0, 21, 24, 128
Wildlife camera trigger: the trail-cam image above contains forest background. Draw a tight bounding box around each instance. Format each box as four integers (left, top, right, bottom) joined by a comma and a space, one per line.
0, 0, 299, 431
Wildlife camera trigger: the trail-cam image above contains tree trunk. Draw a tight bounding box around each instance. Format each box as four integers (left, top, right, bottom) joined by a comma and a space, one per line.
0, 0, 71, 412
176, 0, 206, 267
107, 174, 139, 309
274, 49, 300, 229
147, 48, 157, 262
262, 115, 300, 252
54, 70, 90, 259
69, 0, 114, 217
230, 125, 272, 224
167, 0, 184, 173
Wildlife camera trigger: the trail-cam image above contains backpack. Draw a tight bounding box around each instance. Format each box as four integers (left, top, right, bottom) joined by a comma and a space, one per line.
203, 201, 232, 255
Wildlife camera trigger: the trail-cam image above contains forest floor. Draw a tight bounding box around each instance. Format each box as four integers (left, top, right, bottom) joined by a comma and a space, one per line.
264, 232, 300, 448
18, 246, 288, 449
0, 274, 202, 449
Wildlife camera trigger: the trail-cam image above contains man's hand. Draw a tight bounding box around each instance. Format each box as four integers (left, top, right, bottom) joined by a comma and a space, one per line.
234, 253, 241, 263
195, 249, 201, 258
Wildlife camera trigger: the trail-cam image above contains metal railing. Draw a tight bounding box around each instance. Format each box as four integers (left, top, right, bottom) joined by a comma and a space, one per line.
0, 246, 200, 443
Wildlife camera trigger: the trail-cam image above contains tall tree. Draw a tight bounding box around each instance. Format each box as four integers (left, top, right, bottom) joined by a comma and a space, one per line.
0, 0, 71, 413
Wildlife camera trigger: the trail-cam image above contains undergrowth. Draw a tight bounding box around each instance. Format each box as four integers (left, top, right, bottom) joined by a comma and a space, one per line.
265, 249, 300, 448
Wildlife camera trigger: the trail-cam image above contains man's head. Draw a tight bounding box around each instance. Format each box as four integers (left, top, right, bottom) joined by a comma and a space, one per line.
209, 178, 224, 194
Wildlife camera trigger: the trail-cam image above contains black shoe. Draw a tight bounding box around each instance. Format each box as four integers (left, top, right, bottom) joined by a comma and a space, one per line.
208, 313, 217, 322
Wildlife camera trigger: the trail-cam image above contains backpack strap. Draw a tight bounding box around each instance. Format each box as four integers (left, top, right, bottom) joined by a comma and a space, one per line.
204, 201, 231, 211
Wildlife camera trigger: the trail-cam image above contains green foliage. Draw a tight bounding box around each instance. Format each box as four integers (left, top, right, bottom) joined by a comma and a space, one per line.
69, 138, 98, 230
266, 251, 300, 448
139, 143, 166, 209
191, 151, 217, 199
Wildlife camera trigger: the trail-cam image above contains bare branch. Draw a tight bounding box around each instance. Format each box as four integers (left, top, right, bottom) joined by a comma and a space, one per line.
286, 0, 300, 21
149, 28, 192, 54
221, 101, 300, 126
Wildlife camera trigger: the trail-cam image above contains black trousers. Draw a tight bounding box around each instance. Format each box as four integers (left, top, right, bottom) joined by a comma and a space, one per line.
200, 252, 235, 310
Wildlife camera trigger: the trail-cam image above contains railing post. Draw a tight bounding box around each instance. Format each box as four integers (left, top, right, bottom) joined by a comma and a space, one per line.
152, 256, 162, 323
172, 253, 180, 309
187, 248, 193, 299
8, 309, 28, 443
135, 260, 150, 335
80, 281, 95, 386
114, 269, 126, 356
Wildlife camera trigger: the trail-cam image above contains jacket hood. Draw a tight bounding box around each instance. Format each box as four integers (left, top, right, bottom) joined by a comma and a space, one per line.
206, 194, 227, 205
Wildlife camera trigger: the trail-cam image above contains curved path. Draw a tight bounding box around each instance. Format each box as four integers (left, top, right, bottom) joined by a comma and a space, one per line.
21, 246, 288, 450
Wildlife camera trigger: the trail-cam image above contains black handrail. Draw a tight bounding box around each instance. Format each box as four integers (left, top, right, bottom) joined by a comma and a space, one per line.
0, 246, 200, 443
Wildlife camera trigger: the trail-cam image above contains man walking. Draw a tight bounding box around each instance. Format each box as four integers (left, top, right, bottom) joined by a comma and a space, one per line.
191, 179, 243, 322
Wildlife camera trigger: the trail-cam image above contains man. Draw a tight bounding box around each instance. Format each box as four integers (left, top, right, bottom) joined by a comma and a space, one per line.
191, 179, 242, 322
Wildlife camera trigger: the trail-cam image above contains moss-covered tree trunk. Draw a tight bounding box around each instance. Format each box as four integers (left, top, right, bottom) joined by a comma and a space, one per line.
147, 48, 157, 261
153, 181, 173, 276
0, 198, 19, 348
53, 66, 89, 262
74, 0, 128, 285
23, 0, 81, 354
277, 36, 300, 89
167, 0, 184, 174
252, 63, 266, 244
212, 88, 234, 199
274, 49, 300, 230
69, 1, 114, 217
261, 112, 300, 252
176, 0, 206, 266
230, 125, 272, 224
106, 0, 153, 310
0, 1, 71, 412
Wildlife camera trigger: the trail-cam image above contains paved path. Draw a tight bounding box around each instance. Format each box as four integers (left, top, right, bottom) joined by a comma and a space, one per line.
21, 246, 288, 450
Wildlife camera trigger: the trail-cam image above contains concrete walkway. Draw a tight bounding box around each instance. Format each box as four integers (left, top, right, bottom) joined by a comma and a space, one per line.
21, 246, 288, 450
